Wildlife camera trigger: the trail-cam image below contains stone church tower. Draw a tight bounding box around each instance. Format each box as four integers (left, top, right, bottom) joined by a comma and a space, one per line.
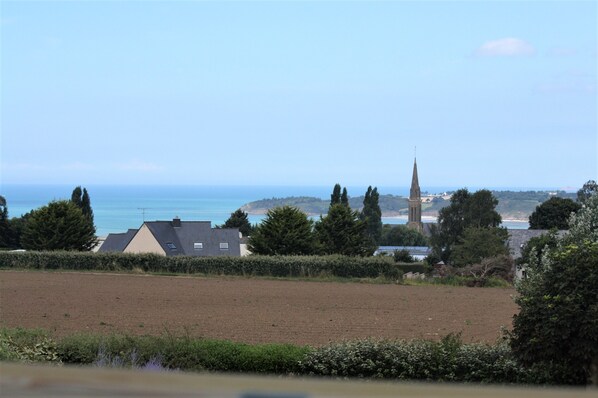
407, 158, 423, 233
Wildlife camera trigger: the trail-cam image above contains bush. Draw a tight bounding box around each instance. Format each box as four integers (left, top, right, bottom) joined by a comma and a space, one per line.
0, 252, 404, 281
57, 333, 308, 374
299, 335, 527, 383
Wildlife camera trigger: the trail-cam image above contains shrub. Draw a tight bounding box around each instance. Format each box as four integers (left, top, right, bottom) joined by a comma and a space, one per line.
0, 252, 404, 281
299, 335, 527, 383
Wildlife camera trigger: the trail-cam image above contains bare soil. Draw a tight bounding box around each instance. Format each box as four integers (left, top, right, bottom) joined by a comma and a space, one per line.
0, 271, 518, 346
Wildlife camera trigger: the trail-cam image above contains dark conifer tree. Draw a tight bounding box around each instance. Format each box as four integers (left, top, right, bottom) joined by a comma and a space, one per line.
341, 187, 349, 207
81, 188, 94, 222
71, 186, 83, 208
330, 184, 342, 206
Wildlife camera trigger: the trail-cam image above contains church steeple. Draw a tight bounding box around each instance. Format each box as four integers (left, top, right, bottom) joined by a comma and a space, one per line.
410, 158, 421, 200
407, 157, 423, 233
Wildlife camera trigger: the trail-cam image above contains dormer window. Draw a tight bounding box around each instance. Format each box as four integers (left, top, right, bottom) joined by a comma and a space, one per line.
194, 242, 203, 250
219, 242, 229, 250
166, 242, 177, 250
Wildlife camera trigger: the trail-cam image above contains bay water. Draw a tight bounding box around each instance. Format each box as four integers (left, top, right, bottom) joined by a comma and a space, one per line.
1, 184, 528, 237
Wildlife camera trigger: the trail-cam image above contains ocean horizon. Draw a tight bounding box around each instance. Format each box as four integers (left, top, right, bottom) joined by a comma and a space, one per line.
1, 184, 532, 236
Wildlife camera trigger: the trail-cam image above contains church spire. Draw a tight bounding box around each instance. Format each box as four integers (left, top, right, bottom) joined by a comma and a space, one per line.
410, 158, 421, 200
407, 157, 423, 233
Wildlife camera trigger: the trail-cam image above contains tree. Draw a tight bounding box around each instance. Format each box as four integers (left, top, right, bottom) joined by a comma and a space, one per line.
450, 227, 509, 266
341, 187, 349, 207
516, 229, 560, 268
221, 209, 253, 236
71, 186, 94, 222
330, 184, 342, 206
380, 225, 428, 246
248, 206, 315, 255
577, 180, 598, 204
81, 188, 93, 221
21, 200, 97, 251
71, 186, 82, 208
360, 186, 382, 246
430, 188, 502, 262
0, 196, 10, 248
564, 191, 598, 245
510, 241, 598, 385
528, 196, 581, 230
315, 204, 375, 256
511, 193, 598, 385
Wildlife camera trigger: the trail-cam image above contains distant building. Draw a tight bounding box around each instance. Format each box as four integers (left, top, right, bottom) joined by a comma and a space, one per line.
407, 157, 424, 234
374, 246, 431, 260
99, 218, 242, 257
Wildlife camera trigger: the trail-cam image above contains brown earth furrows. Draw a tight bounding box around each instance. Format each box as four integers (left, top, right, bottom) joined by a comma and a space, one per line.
0, 271, 518, 346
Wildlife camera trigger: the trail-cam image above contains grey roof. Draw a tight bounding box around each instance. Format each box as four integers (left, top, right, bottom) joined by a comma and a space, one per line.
99, 229, 138, 252
507, 229, 567, 258
375, 246, 431, 256
144, 220, 241, 257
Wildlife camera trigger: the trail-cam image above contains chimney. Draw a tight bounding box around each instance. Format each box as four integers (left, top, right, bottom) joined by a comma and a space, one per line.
172, 217, 181, 228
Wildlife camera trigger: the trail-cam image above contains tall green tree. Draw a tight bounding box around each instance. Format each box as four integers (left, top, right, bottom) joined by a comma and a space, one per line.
0, 196, 10, 248
71, 186, 94, 223
81, 188, 93, 221
21, 200, 97, 251
71, 186, 82, 208
248, 206, 315, 255
222, 209, 253, 236
341, 187, 349, 207
315, 204, 375, 256
360, 186, 382, 245
511, 193, 598, 385
577, 180, 598, 204
430, 188, 502, 263
330, 184, 342, 206
380, 225, 428, 246
450, 227, 509, 266
528, 196, 581, 230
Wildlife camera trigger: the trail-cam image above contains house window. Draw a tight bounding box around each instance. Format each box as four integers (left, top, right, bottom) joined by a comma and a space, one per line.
166, 242, 177, 250
219, 242, 229, 250
194, 242, 203, 250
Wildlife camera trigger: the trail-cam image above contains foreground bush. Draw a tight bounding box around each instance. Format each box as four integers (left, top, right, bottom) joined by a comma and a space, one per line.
0, 328, 585, 385
0, 252, 403, 280
299, 335, 528, 383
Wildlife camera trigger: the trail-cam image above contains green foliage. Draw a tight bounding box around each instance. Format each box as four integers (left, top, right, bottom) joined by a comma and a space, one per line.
330, 183, 342, 206
0, 251, 403, 280
393, 249, 414, 263
360, 186, 382, 246
380, 225, 427, 246
430, 189, 502, 263
577, 180, 598, 204
510, 241, 598, 385
450, 227, 509, 266
71, 186, 94, 222
528, 196, 581, 230
341, 187, 349, 207
20, 200, 97, 251
517, 229, 560, 267
299, 335, 527, 383
248, 206, 316, 255
0, 328, 61, 363
564, 192, 598, 245
221, 209, 253, 236
56, 333, 309, 374
315, 204, 375, 256
0, 195, 10, 248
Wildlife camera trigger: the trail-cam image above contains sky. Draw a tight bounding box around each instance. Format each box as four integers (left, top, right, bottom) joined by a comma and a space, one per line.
1, 1, 596, 190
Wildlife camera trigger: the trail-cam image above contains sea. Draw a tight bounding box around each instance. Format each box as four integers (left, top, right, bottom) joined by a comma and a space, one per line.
0, 184, 529, 237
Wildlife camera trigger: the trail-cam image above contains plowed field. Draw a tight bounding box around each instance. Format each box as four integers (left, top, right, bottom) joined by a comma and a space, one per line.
0, 271, 518, 346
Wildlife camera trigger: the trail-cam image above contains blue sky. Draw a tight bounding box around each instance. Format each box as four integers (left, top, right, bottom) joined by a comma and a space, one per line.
1, 1, 596, 190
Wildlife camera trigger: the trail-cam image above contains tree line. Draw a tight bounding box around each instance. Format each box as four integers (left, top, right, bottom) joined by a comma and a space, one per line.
0, 187, 96, 251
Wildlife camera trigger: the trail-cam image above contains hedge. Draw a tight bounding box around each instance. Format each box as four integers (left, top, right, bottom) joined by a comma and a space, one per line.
1, 328, 572, 384
0, 251, 403, 280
